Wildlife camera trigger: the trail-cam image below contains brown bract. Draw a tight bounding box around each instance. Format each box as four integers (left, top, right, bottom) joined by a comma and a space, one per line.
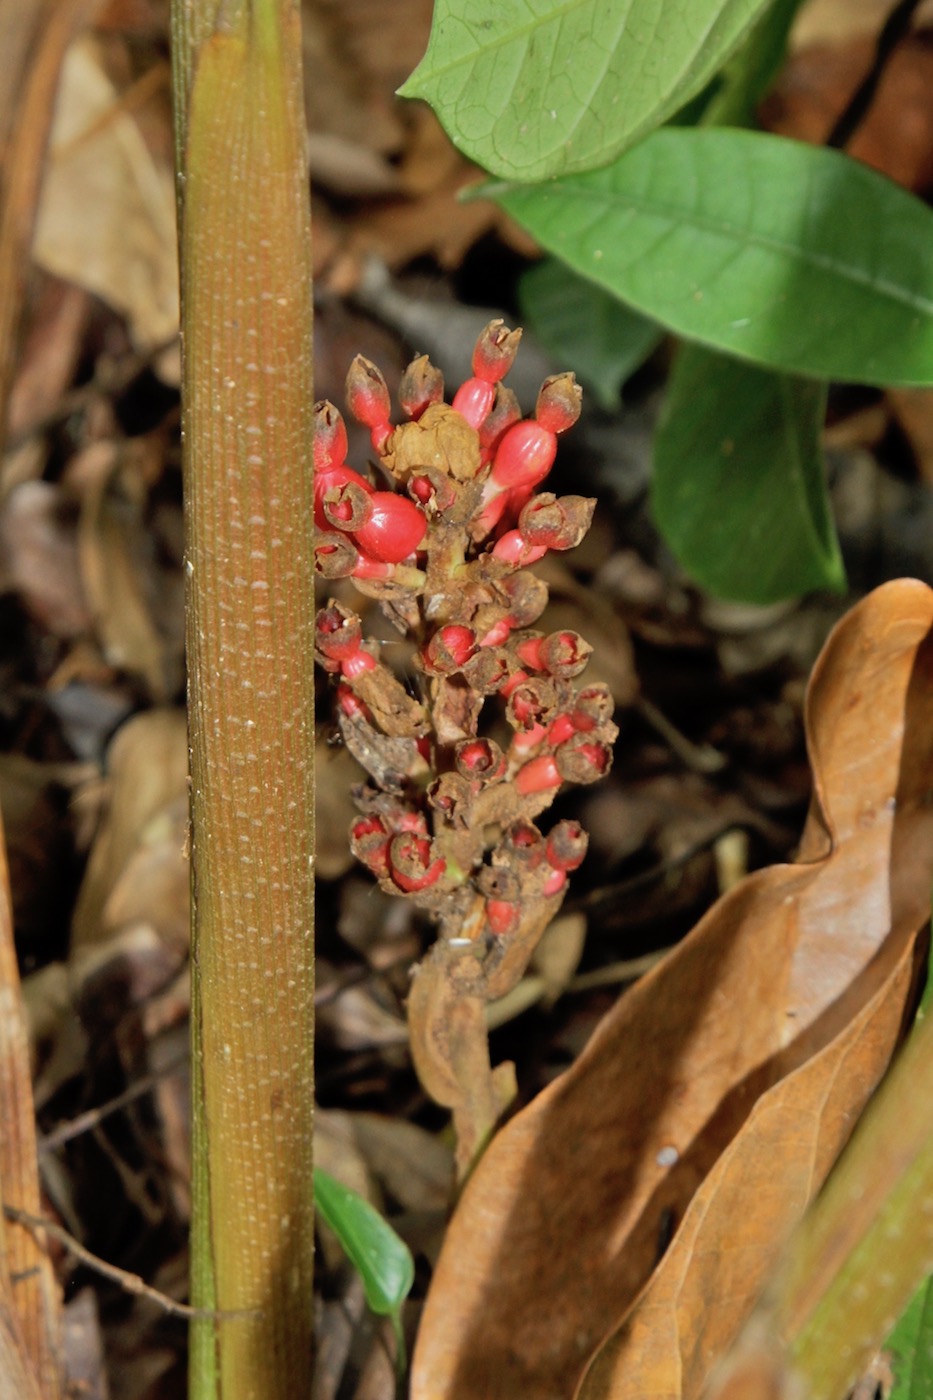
411, 579, 933, 1400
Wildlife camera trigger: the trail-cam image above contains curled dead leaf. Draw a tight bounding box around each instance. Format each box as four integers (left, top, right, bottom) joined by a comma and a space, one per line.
411, 580, 933, 1400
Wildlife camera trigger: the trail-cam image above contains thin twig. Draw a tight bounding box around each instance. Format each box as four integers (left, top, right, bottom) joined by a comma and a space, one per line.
39, 1049, 189, 1153
3, 1204, 257, 1322
826, 0, 926, 149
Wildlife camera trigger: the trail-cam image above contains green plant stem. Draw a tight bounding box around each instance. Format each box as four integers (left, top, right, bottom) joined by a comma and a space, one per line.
171, 1, 315, 1396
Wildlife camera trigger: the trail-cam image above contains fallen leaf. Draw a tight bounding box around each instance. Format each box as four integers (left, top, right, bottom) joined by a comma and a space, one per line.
411, 579, 933, 1400
32, 36, 178, 367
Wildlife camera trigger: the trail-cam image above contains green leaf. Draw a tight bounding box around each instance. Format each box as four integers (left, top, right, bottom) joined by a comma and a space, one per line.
488, 127, 933, 387
700, 0, 804, 128
651, 344, 845, 602
314, 1168, 414, 1318
517, 258, 661, 409
887, 1276, 933, 1399
399, 0, 775, 182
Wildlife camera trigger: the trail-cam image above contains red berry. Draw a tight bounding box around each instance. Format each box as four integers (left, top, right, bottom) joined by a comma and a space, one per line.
542, 868, 567, 897
350, 816, 391, 874
315, 602, 362, 665
352, 492, 426, 563
342, 649, 377, 680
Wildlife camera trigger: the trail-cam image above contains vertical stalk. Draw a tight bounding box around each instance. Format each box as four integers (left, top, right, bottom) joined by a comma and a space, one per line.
172, 1, 315, 1396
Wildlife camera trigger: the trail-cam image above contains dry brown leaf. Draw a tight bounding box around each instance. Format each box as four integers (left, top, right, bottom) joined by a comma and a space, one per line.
70, 708, 188, 956
31, 35, 178, 369
0, 481, 89, 637
411, 579, 933, 1400
74, 439, 173, 700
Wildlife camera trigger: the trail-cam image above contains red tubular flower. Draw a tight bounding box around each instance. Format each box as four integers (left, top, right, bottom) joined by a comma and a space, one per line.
478, 385, 522, 464
399, 355, 444, 420
486, 898, 520, 936
554, 736, 612, 785
506, 677, 557, 730
314, 531, 360, 579
315, 602, 362, 667
472, 320, 522, 383
321, 480, 374, 532
350, 815, 391, 875
503, 821, 546, 869
510, 722, 548, 759
535, 372, 582, 434
408, 467, 457, 513
491, 530, 548, 567
547, 713, 577, 747
313, 463, 374, 532
455, 737, 506, 784
336, 684, 372, 721
515, 753, 562, 795
546, 819, 589, 872
313, 400, 349, 474
452, 377, 495, 430
352, 492, 426, 563
516, 631, 592, 678
346, 355, 393, 453
542, 868, 567, 897
490, 419, 557, 491
423, 624, 477, 675
342, 649, 377, 679
387, 832, 445, 893
518, 493, 595, 552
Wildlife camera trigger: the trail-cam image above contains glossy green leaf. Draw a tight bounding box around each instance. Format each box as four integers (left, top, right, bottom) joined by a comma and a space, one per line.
314, 1168, 414, 1318
518, 258, 661, 409
488, 127, 933, 386
399, 0, 774, 181
652, 344, 845, 602
887, 1277, 933, 1400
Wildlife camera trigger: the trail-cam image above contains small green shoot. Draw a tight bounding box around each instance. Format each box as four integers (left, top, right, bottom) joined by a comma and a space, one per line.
314, 1167, 415, 1382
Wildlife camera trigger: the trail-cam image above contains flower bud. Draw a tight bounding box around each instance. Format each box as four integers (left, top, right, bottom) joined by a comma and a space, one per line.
352, 492, 426, 563
472, 320, 522, 383
346, 355, 393, 452
506, 678, 558, 731
387, 832, 445, 893
399, 355, 444, 419
427, 772, 472, 825
461, 646, 512, 694
313, 400, 349, 474
535, 372, 582, 434
313, 463, 373, 532
518, 493, 595, 551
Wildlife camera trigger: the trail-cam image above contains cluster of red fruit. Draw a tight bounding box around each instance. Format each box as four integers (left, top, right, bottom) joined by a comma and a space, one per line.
313, 321, 616, 946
